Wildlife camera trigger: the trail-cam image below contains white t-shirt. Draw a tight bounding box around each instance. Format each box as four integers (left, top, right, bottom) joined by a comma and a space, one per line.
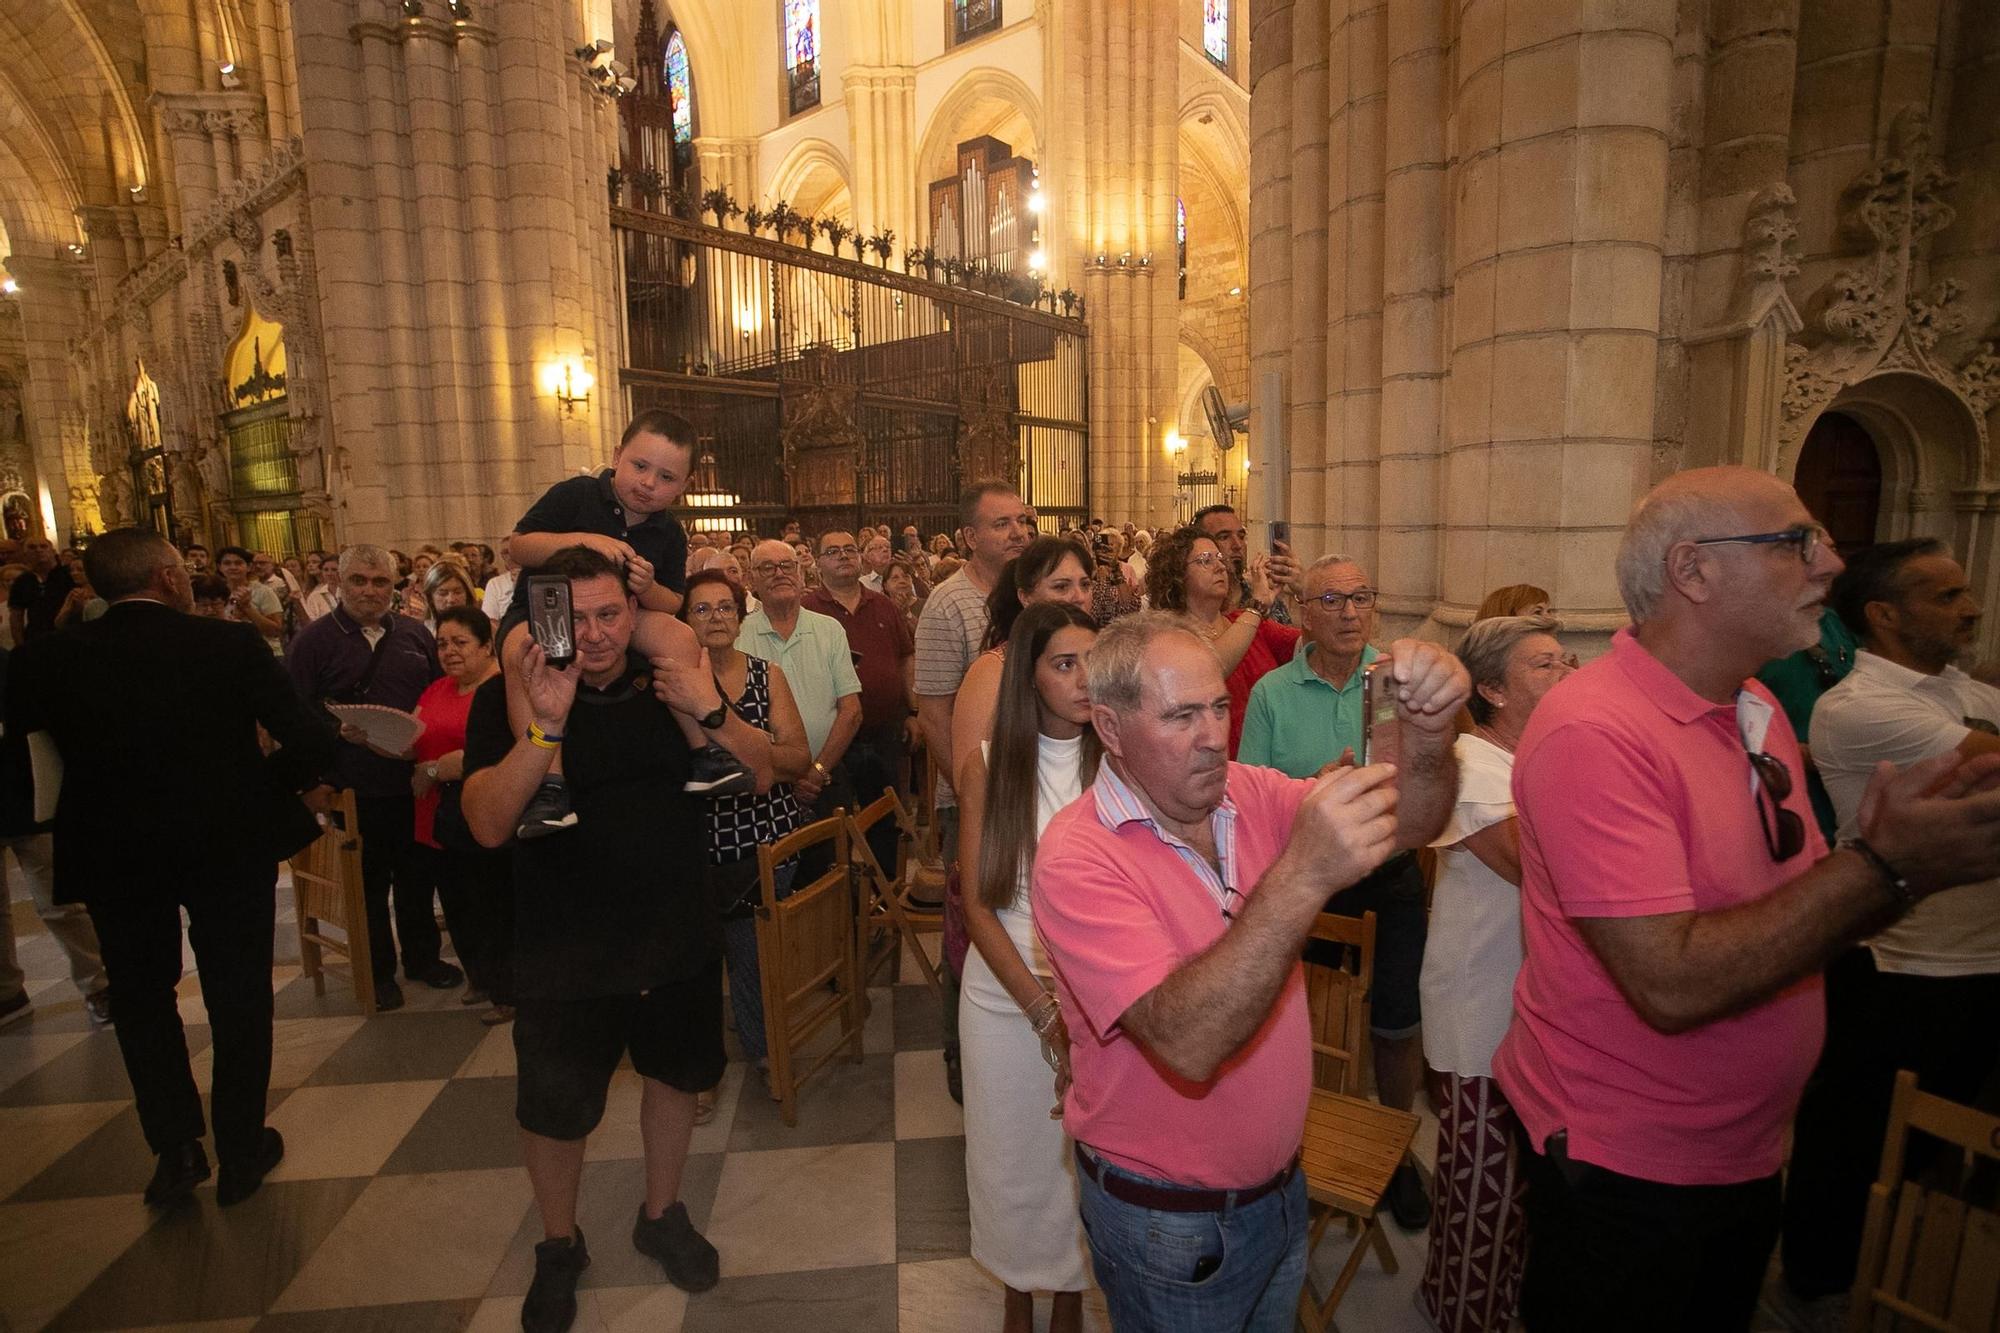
1811, 650, 2000, 976
1420, 733, 1522, 1078
481, 569, 517, 619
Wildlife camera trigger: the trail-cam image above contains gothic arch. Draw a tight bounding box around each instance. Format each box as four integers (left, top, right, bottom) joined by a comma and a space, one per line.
767, 136, 854, 220
1178, 92, 1249, 278
915, 67, 1044, 189
1785, 372, 1983, 511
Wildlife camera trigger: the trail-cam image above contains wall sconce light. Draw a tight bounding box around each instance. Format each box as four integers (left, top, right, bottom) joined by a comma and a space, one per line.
542, 360, 595, 416
1, 279, 18, 296
1028, 249, 1046, 274
1165, 429, 1186, 457
218, 61, 243, 89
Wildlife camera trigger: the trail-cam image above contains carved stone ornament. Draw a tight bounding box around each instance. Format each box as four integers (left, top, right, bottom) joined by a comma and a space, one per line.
779, 346, 866, 507
1782, 108, 1993, 451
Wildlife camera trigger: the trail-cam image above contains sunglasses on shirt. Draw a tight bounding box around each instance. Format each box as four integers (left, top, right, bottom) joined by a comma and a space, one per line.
1746, 749, 1806, 862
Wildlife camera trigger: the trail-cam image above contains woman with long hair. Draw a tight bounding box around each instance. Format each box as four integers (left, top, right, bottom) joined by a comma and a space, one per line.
958, 603, 1101, 1333
1143, 524, 1294, 756
949, 536, 1093, 794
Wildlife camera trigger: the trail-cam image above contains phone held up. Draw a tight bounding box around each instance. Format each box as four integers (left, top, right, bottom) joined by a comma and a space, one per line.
1271, 519, 1291, 548
523, 574, 576, 668
1358, 660, 1400, 770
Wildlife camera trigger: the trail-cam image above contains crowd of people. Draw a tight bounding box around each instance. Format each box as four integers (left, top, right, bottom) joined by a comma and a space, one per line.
5, 402, 1999, 1333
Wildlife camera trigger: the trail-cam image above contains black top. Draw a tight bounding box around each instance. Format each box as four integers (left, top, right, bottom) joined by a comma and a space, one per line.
514, 471, 688, 595
287, 608, 441, 796
6, 601, 335, 901
9, 568, 73, 643
462, 653, 713, 1000
0, 648, 41, 839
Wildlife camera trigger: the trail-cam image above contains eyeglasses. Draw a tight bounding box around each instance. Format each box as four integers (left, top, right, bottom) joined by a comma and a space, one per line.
751, 560, 799, 576
818, 545, 859, 558
1689, 524, 1830, 564
687, 601, 739, 619
1297, 589, 1379, 612
1746, 749, 1806, 862
1188, 552, 1227, 568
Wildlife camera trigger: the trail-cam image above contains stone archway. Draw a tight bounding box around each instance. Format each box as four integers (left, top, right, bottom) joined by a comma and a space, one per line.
1793, 410, 1882, 556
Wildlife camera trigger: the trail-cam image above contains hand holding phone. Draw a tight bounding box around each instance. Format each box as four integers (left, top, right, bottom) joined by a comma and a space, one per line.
523, 574, 576, 668
1358, 661, 1400, 769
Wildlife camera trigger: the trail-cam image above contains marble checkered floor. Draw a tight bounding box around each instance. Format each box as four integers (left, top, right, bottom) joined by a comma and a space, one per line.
1, 879, 1480, 1333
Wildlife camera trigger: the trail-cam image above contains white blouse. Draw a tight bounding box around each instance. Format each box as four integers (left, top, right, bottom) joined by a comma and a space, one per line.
1419, 733, 1522, 1079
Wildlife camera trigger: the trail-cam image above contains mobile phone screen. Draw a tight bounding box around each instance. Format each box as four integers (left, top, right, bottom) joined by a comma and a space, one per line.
524, 575, 575, 667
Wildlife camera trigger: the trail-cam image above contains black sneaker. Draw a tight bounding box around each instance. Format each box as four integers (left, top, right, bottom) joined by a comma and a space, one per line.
522, 1228, 590, 1333
84, 990, 113, 1027
1384, 1160, 1432, 1231
374, 979, 405, 1012
682, 744, 755, 797
517, 779, 579, 840
407, 960, 464, 990
632, 1200, 719, 1293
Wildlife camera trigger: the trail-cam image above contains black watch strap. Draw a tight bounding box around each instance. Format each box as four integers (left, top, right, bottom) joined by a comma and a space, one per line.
697, 702, 729, 730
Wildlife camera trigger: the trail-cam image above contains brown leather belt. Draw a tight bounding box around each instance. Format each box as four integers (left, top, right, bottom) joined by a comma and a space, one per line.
1074, 1144, 1296, 1213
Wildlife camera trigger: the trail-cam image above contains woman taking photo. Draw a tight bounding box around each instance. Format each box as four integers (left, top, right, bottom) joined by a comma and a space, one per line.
1418, 614, 1572, 1332
677, 568, 811, 1113
949, 536, 1094, 792
1141, 524, 1296, 757
408, 606, 512, 1023
958, 603, 1100, 1333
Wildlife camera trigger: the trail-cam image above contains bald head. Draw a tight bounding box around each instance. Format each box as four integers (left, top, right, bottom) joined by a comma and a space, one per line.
748, 538, 803, 607
1616, 467, 1798, 622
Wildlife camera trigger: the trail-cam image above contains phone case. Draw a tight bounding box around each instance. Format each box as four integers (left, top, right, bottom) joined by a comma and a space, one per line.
1359, 661, 1399, 767
523, 575, 575, 667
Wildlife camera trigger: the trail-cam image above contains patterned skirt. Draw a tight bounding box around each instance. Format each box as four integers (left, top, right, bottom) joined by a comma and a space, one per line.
1418, 1072, 1527, 1333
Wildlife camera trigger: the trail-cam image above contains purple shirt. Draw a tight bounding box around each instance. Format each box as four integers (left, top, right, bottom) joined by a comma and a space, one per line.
287, 608, 439, 796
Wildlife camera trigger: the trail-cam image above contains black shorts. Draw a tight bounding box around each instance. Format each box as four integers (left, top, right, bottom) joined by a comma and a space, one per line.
512, 960, 725, 1140
1315, 853, 1428, 1038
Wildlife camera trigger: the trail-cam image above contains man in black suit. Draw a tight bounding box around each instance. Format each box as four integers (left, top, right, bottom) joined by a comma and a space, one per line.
5, 528, 336, 1208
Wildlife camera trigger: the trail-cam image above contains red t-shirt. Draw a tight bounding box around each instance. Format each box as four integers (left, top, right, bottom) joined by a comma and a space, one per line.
1224, 612, 1301, 758
411, 674, 484, 848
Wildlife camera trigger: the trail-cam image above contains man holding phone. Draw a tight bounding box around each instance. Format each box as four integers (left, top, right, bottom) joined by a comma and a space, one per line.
1238, 553, 1435, 1227
1196, 504, 1297, 625
461, 545, 773, 1333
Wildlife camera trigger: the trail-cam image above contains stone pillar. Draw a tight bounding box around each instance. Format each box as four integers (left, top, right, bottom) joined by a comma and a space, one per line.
1247, 0, 1295, 544
153, 94, 221, 220
1375, 0, 1449, 626
3, 256, 92, 540
843, 65, 918, 260
695, 136, 759, 207
1438, 0, 1671, 633
1283, 0, 1329, 548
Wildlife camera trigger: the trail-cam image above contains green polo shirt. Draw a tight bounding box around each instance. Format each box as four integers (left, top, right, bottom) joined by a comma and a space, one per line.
1238, 640, 1380, 778
737, 606, 862, 758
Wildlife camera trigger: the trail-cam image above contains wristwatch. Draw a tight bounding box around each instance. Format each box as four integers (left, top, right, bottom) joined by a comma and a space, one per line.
697, 701, 729, 731
423, 763, 439, 781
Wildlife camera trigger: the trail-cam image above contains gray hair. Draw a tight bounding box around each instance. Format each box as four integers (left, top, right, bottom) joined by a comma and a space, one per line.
1087, 610, 1213, 713
422, 556, 474, 602
338, 543, 395, 580
1303, 552, 1364, 588
1614, 487, 1741, 622
1458, 614, 1561, 724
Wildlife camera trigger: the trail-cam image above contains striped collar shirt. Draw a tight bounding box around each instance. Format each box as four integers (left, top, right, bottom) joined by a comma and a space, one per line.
1091, 760, 1243, 920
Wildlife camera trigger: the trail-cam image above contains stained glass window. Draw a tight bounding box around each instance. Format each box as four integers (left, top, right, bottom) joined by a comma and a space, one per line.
953, 0, 1002, 44
1203, 0, 1228, 69
665, 30, 693, 145
1177, 197, 1188, 300
784, 0, 820, 115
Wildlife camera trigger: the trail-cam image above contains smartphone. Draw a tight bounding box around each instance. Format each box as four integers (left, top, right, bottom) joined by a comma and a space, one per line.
523, 574, 576, 668
1271, 519, 1291, 548
1358, 661, 1399, 767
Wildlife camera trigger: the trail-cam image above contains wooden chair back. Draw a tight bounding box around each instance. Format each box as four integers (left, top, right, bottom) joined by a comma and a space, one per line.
1849, 1069, 2000, 1333
1302, 911, 1377, 1096
755, 814, 866, 1127
847, 788, 942, 995
288, 790, 375, 1014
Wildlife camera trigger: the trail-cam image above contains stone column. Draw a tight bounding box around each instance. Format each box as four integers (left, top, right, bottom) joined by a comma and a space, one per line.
153, 94, 221, 220
1247, 0, 1295, 544
1283, 0, 1329, 548
1375, 0, 1449, 627
695, 136, 759, 207
3, 256, 92, 540
1438, 0, 1671, 633
843, 65, 918, 260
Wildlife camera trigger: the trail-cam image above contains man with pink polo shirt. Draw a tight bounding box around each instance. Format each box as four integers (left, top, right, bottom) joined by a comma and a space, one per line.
1494, 467, 2000, 1333
1033, 611, 1469, 1331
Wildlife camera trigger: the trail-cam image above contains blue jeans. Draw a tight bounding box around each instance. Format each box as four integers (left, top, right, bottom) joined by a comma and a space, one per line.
1077, 1151, 1309, 1333
721, 861, 795, 1063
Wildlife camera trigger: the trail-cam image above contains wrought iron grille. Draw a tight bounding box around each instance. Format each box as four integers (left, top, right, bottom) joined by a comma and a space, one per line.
611, 204, 1088, 537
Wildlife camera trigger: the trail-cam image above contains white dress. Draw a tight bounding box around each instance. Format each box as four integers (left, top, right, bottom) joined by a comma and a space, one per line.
960, 733, 1091, 1293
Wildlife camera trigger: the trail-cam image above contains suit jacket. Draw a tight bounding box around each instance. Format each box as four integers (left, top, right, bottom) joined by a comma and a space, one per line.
5, 599, 338, 902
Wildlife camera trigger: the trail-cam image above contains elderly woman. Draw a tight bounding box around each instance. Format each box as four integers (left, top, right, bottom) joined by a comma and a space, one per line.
1142, 524, 1294, 757
408, 606, 513, 1023
1419, 614, 1573, 1333
406, 558, 477, 632
678, 567, 811, 1111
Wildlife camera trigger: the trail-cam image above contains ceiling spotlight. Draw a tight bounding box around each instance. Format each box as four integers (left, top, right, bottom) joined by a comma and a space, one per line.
1228, 285, 1242, 296
218, 61, 242, 89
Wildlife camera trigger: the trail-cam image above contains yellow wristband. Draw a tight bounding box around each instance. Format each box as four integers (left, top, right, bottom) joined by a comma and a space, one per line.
526, 723, 563, 750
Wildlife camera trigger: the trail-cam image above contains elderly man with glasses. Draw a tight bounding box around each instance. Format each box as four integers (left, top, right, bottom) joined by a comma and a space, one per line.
1239, 553, 1435, 1229
738, 539, 861, 821
1492, 466, 2000, 1333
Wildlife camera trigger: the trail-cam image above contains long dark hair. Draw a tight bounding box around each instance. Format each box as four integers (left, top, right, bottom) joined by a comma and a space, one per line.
981, 536, 1090, 650
977, 603, 1103, 911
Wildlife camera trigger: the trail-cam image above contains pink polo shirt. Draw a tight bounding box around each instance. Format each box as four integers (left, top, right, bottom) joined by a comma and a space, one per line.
1492, 628, 1828, 1186
1033, 761, 1313, 1189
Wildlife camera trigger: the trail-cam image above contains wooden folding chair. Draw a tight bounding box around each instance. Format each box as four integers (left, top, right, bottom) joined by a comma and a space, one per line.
755, 814, 866, 1127
288, 791, 376, 1015
1297, 910, 1420, 1333
847, 787, 942, 996
1848, 1069, 2000, 1332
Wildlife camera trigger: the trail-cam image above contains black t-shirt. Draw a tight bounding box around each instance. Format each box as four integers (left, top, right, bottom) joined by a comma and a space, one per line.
462, 655, 712, 1000
513, 472, 688, 595
9, 568, 73, 643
